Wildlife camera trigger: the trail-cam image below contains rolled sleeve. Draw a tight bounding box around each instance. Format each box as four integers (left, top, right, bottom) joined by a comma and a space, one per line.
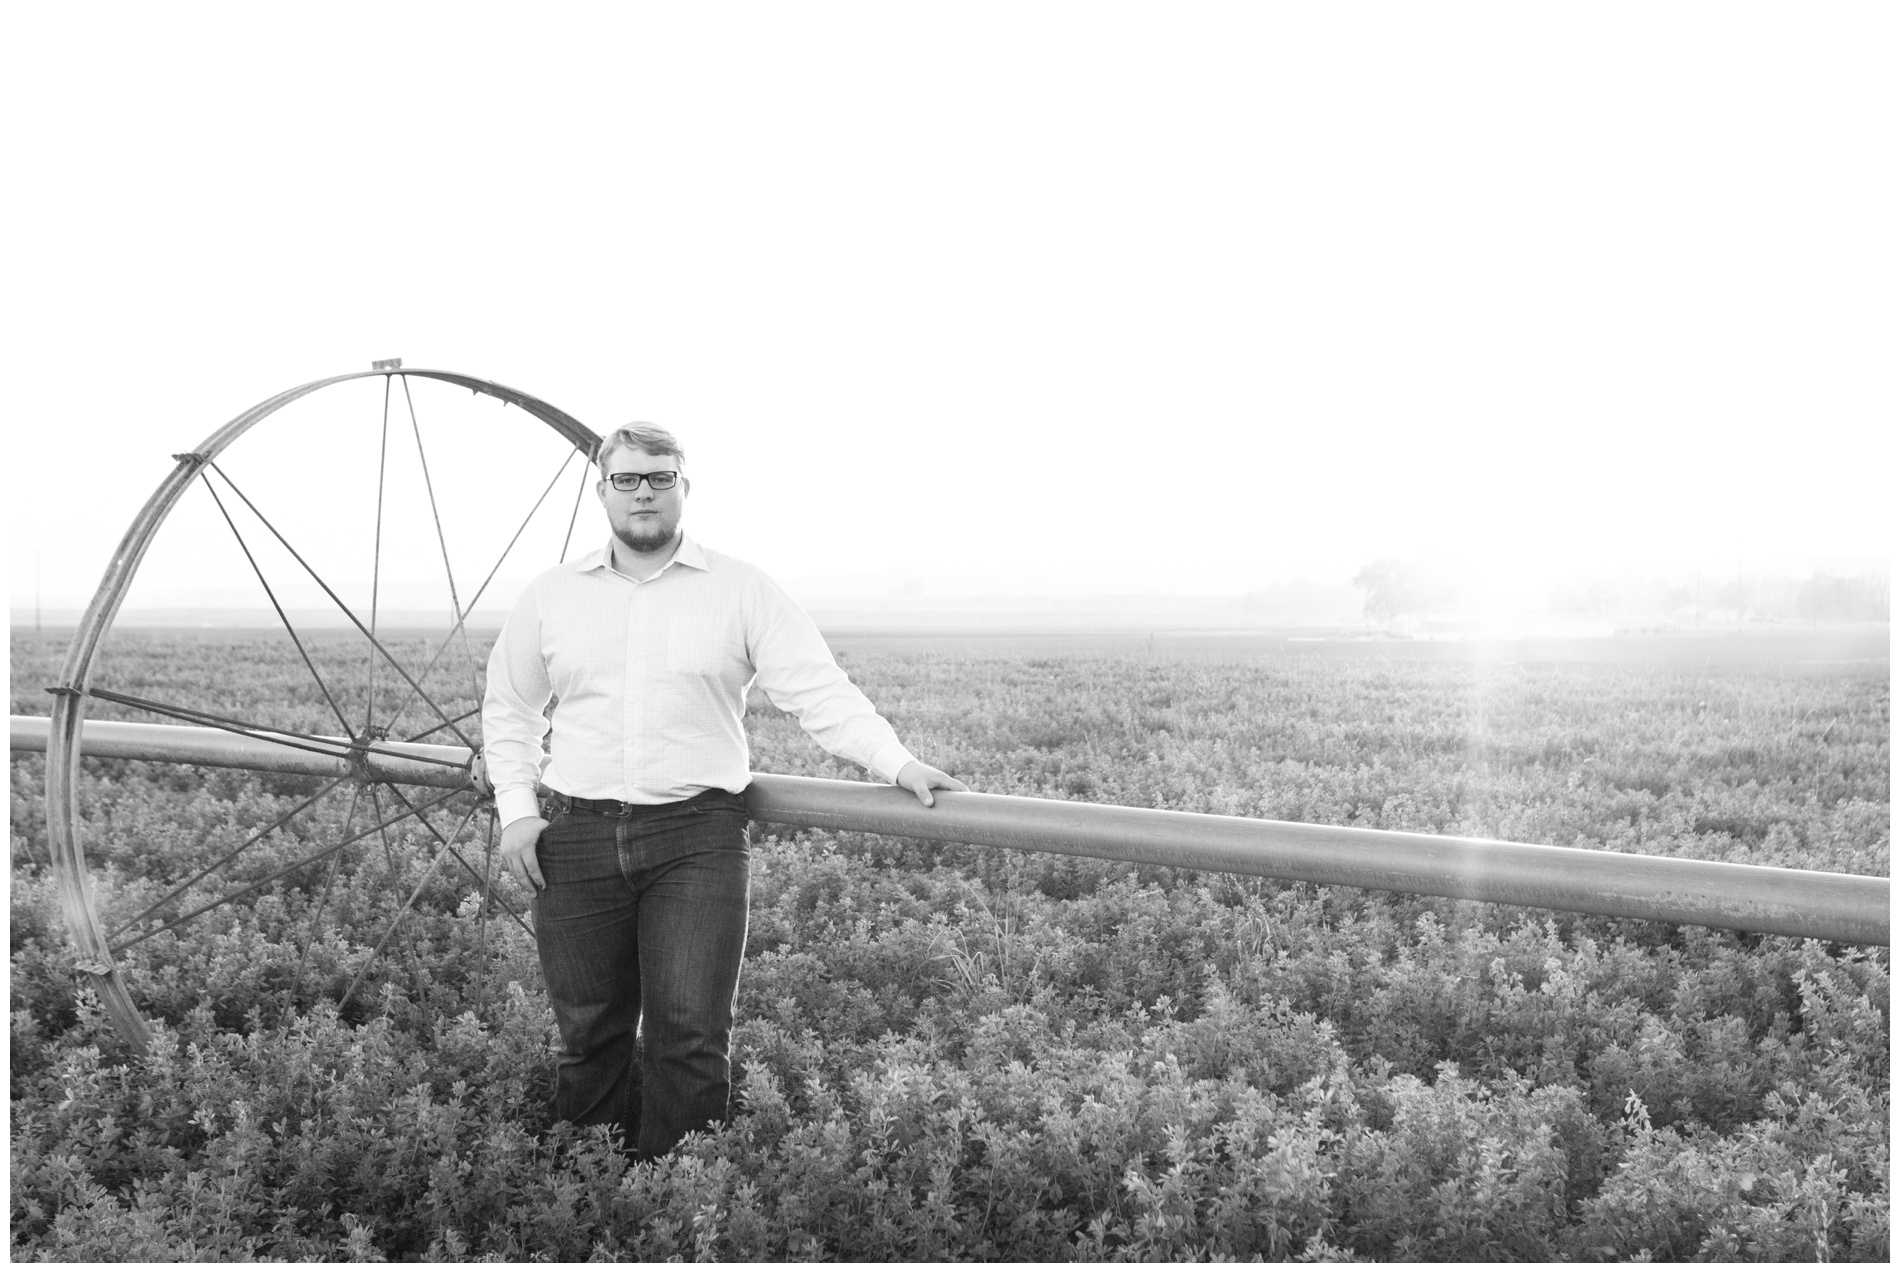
482, 582, 553, 826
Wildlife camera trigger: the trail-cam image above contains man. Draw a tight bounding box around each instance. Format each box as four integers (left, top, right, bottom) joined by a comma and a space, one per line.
481, 423, 965, 1161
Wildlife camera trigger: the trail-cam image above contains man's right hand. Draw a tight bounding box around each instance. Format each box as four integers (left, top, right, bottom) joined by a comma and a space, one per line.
499, 816, 549, 892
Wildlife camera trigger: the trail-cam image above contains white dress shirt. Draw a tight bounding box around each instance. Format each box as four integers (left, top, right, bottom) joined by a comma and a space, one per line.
482, 534, 917, 827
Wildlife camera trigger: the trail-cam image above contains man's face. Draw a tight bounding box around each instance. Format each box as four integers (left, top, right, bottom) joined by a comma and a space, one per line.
596, 446, 689, 554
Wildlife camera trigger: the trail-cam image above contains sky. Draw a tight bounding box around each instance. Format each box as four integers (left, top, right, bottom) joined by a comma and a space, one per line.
5, 2, 1893, 618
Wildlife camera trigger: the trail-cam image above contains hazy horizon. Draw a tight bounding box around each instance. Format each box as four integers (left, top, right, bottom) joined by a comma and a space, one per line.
12, 556, 1888, 638
14, 555, 1889, 614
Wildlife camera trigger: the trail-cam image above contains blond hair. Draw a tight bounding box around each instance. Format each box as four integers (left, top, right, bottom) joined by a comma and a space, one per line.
595, 423, 684, 474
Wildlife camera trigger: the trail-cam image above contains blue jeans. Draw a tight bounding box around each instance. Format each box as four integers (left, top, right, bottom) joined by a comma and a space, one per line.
530, 787, 751, 1160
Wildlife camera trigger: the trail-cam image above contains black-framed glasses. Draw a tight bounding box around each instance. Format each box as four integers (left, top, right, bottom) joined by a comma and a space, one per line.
607, 470, 679, 492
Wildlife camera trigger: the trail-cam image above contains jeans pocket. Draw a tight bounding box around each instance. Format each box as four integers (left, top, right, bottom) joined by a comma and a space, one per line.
535, 812, 591, 856
684, 799, 750, 856
691, 791, 748, 818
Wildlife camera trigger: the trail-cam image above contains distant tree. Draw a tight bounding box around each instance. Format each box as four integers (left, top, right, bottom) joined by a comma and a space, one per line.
1796, 573, 1890, 622
1352, 559, 1409, 623
1550, 578, 1615, 615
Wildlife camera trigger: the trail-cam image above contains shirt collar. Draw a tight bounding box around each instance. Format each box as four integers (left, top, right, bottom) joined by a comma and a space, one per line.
672, 533, 710, 571
580, 531, 709, 579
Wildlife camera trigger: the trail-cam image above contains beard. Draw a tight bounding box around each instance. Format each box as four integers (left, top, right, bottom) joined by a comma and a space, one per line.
612, 517, 678, 554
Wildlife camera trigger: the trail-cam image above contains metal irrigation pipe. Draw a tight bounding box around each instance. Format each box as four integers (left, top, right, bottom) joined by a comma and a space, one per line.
13, 714, 1889, 947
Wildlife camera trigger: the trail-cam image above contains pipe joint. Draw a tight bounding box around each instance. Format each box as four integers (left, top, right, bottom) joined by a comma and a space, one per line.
347, 726, 388, 783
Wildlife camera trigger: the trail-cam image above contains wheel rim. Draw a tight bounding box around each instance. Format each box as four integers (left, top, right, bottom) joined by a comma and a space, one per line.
45, 367, 600, 1048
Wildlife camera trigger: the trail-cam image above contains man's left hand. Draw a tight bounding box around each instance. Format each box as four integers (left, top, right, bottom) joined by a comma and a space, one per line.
895, 760, 969, 808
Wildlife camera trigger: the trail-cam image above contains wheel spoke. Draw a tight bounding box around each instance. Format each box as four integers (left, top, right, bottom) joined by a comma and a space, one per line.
83, 687, 354, 760
559, 448, 591, 562
204, 461, 476, 750
365, 785, 399, 874
109, 787, 466, 955
403, 706, 481, 744
478, 445, 583, 598
400, 375, 483, 705
198, 474, 354, 736
365, 782, 446, 978
366, 375, 394, 732
476, 806, 497, 1011
380, 784, 532, 938
289, 783, 362, 1007
79, 687, 473, 775
337, 799, 484, 1012
374, 444, 583, 734
106, 775, 349, 941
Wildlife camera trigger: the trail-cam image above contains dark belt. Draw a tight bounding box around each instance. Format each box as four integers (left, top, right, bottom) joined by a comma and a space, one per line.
556, 794, 643, 816
548, 789, 743, 817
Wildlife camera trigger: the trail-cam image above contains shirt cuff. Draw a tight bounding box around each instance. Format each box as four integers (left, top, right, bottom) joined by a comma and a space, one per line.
867, 741, 919, 785
495, 785, 543, 828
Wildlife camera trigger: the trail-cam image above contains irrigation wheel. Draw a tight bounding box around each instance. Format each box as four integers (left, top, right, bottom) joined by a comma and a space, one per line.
43, 365, 601, 1049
